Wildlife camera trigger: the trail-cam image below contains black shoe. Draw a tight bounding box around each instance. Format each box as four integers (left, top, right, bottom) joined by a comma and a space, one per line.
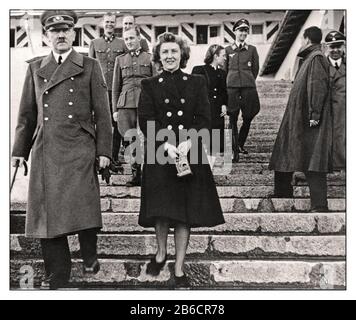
83, 259, 100, 275
125, 176, 141, 187
310, 206, 329, 213
40, 274, 69, 290
174, 274, 190, 288
146, 255, 167, 276
232, 152, 239, 163
238, 146, 248, 154
266, 193, 294, 199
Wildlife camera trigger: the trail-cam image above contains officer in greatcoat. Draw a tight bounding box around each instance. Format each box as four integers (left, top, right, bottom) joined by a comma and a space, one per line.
225, 18, 260, 162
269, 26, 332, 212
89, 12, 124, 166
11, 10, 112, 289
112, 26, 153, 186
325, 30, 346, 170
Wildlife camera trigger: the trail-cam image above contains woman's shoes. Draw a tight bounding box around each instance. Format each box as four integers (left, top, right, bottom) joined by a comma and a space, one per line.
238, 146, 248, 154
146, 254, 167, 276
174, 274, 190, 288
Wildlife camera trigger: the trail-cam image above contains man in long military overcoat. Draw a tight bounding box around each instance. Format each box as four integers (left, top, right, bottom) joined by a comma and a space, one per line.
325, 30, 346, 171
269, 26, 332, 212
11, 10, 112, 289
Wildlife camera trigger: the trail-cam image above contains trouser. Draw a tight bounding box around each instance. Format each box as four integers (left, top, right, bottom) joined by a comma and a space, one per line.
229, 112, 252, 154
274, 171, 328, 210
40, 228, 98, 287
108, 91, 122, 161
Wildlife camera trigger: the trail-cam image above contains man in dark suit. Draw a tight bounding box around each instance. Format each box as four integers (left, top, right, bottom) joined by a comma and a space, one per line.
225, 18, 260, 162
11, 10, 112, 289
325, 30, 346, 171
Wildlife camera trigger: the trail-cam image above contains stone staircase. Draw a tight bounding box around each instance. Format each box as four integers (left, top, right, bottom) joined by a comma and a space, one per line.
10, 81, 346, 289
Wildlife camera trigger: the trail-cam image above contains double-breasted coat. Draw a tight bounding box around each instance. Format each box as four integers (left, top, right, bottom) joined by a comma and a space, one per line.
138, 69, 224, 228
12, 50, 112, 238
191, 64, 228, 153
329, 57, 346, 170
269, 45, 333, 173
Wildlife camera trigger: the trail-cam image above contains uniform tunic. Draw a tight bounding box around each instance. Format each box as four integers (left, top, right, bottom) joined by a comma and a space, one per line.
138, 70, 224, 228
191, 65, 228, 153
12, 50, 112, 238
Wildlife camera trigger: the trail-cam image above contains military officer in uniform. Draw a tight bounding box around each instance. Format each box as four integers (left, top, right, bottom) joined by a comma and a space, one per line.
112, 26, 154, 186
11, 10, 112, 289
89, 12, 123, 166
225, 18, 260, 162
325, 30, 346, 171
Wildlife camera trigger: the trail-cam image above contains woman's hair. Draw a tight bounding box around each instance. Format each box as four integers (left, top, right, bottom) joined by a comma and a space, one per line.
152, 32, 190, 69
204, 44, 225, 65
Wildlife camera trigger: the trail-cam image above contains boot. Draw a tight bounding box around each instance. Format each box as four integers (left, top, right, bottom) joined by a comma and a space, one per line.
126, 164, 141, 187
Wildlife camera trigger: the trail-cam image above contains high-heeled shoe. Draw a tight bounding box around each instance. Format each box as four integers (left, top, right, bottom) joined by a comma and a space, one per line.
146, 254, 167, 276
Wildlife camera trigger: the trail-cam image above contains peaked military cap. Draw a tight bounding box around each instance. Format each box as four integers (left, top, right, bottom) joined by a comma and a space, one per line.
41, 10, 78, 31
325, 30, 346, 45
233, 19, 250, 31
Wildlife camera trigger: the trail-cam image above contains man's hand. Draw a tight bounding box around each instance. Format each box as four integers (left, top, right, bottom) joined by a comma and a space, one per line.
12, 157, 25, 168
310, 120, 320, 127
177, 140, 192, 156
113, 112, 118, 122
164, 143, 179, 159
99, 156, 111, 169
221, 105, 227, 117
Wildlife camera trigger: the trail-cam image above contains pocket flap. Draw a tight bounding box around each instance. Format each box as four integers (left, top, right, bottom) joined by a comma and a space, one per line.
118, 91, 127, 108
79, 121, 96, 140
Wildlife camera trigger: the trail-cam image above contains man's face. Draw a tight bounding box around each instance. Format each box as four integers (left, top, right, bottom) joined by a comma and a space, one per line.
123, 16, 135, 31
123, 29, 140, 51
235, 27, 249, 43
103, 15, 116, 35
327, 43, 345, 60
46, 27, 75, 54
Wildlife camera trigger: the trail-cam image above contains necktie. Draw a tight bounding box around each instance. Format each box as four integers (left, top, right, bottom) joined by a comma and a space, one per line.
239, 44, 243, 50
58, 55, 63, 65
334, 62, 339, 70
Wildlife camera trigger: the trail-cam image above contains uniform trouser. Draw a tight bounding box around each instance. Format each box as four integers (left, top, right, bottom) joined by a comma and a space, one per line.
108, 91, 122, 161
274, 171, 328, 210
40, 228, 98, 286
227, 87, 260, 153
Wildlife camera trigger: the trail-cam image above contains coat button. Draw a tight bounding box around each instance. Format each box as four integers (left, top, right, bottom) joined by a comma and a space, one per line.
165, 99, 170, 104
45, 91, 49, 95
178, 125, 184, 130
167, 125, 173, 130
214, 88, 217, 91
167, 112, 172, 117
183, 76, 188, 81
68, 115, 73, 119
180, 98, 185, 104
178, 111, 183, 116
68, 102, 73, 106
214, 96, 217, 99
44, 79, 48, 83
69, 89, 74, 93
71, 77, 75, 81
159, 78, 163, 83
44, 104, 49, 108
44, 117, 49, 121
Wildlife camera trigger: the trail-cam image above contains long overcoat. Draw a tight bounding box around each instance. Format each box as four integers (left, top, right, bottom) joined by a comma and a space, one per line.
329, 58, 346, 170
138, 70, 224, 228
12, 50, 112, 238
269, 45, 333, 173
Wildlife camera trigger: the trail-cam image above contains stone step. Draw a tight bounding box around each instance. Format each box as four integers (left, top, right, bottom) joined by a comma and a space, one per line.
10, 212, 346, 235
10, 259, 344, 289
10, 234, 345, 259
10, 197, 345, 214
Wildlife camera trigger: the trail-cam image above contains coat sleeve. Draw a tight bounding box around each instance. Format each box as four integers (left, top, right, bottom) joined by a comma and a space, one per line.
88, 40, 96, 58
192, 76, 211, 131
221, 70, 228, 106
251, 47, 260, 79
90, 60, 112, 159
138, 79, 164, 145
112, 57, 122, 110
307, 55, 330, 121
12, 64, 38, 160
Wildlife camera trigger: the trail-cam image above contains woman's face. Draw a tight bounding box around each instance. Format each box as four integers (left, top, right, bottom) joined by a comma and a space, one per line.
160, 42, 181, 72
215, 49, 226, 67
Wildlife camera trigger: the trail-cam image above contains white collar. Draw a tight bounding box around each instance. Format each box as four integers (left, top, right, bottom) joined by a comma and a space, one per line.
52, 49, 73, 64
210, 64, 218, 70
234, 41, 248, 50
329, 56, 342, 67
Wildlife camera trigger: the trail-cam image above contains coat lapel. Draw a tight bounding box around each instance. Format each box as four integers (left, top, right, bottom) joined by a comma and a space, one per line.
37, 50, 84, 91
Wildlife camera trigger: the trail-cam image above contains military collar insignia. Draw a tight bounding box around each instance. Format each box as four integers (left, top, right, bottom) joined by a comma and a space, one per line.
130, 48, 142, 57
103, 34, 115, 43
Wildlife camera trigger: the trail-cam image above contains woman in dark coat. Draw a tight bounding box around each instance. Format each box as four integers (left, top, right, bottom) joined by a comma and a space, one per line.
192, 45, 228, 168
138, 33, 224, 287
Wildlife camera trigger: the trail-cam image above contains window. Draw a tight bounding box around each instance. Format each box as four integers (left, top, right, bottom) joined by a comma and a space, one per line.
155, 26, 166, 40
210, 26, 220, 38
10, 29, 15, 48
196, 25, 208, 44
155, 26, 179, 40
251, 24, 263, 35
168, 26, 179, 35
73, 28, 82, 46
